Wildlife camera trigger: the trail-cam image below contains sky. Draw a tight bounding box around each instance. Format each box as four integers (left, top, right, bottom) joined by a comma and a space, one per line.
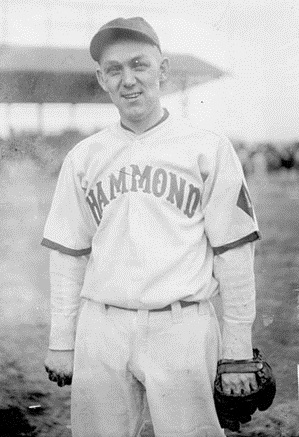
1, 0, 299, 143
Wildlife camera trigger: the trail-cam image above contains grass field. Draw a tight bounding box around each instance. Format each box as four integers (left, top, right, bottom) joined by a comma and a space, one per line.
0, 155, 299, 437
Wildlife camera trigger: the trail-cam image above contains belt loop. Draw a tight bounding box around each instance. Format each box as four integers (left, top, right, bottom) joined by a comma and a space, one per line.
102, 304, 109, 315
137, 309, 149, 328
171, 301, 183, 324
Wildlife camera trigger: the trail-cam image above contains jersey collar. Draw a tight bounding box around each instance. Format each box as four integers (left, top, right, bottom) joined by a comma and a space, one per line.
120, 108, 169, 134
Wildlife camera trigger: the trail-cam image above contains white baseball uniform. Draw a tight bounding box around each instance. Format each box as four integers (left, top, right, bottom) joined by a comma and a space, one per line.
42, 110, 260, 436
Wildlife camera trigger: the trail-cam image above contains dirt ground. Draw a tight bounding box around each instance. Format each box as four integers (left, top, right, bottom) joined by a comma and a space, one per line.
0, 157, 299, 437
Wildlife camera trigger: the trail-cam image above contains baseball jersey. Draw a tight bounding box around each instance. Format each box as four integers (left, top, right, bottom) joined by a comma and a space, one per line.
42, 111, 260, 309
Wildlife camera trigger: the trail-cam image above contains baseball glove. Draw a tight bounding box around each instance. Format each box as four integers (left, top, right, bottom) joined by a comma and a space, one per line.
214, 348, 276, 432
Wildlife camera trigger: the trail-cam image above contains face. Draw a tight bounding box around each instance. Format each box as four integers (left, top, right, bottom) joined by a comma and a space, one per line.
96, 40, 169, 130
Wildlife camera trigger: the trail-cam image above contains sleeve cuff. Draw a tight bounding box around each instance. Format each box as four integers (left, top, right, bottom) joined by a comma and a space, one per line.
221, 320, 253, 360
213, 231, 261, 255
41, 238, 92, 257
48, 313, 77, 350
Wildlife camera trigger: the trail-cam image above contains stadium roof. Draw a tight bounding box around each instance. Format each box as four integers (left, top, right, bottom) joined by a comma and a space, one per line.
0, 44, 225, 78
0, 45, 226, 103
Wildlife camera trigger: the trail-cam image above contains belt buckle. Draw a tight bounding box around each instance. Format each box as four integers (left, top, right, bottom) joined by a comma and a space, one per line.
149, 301, 197, 313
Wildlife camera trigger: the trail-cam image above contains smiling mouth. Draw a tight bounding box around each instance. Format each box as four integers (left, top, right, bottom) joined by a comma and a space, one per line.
122, 92, 142, 100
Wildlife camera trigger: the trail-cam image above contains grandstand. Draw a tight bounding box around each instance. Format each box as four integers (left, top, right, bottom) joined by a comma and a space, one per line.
0, 0, 226, 135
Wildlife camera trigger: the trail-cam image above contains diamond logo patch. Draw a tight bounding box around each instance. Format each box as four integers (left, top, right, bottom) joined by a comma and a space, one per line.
237, 181, 254, 219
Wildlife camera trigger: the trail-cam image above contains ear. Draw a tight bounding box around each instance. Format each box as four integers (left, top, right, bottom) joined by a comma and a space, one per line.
96, 68, 108, 92
159, 57, 170, 84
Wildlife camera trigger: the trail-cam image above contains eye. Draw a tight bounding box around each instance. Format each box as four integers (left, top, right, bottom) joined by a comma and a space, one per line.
132, 59, 148, 70
106, 66, 121, 76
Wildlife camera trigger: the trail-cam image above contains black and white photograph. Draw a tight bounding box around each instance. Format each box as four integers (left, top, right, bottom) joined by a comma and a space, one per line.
0, 0, 298, 436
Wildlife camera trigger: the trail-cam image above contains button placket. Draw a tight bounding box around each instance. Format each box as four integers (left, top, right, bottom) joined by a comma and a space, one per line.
124, 138, 145, 299
128, 139, 140, 234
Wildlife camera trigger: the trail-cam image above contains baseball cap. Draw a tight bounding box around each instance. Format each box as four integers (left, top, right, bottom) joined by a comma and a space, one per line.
90, 17, 161, 62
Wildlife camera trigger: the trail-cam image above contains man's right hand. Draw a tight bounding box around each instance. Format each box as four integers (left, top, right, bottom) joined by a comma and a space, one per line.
44, 349, 74, 387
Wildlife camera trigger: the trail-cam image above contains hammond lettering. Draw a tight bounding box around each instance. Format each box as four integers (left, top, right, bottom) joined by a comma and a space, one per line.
84, 164, 201, 225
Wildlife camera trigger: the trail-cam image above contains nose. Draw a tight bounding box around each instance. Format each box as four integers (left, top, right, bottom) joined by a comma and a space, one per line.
122, 67, 136, 87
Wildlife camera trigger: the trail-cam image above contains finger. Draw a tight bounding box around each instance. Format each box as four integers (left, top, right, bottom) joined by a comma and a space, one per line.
57, 373, 73, 387
240, 375, 254, 394
232, 384, 241, 395
57, 376, 65, 387
242, 373, 258, 391
224, 379, 241, 395
221, 376, 236, 395
250, 375, 258, 391
223, 387, 233, 395
222, 383, 236, 395
64, 374, 73, 386
221, 380, 232, 395
48, 372, 58, 382
49, 374, 58, 382
242, 380, 251, 395
233, 373, 255, 394
251, 375, 259, 390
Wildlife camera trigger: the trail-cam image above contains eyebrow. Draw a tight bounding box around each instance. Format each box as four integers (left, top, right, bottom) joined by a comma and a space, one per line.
102, 55, 148, 68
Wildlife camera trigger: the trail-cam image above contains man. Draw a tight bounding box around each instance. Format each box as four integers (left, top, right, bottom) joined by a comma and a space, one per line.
43, 17, 260, 437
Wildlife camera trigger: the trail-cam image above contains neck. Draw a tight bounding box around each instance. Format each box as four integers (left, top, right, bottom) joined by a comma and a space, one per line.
120, 106, 164, 134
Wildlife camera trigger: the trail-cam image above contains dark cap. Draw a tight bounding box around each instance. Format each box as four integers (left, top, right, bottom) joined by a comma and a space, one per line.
90, 17, 161, 62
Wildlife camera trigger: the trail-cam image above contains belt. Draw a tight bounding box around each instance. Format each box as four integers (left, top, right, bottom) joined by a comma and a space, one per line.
105, 300, 198, 312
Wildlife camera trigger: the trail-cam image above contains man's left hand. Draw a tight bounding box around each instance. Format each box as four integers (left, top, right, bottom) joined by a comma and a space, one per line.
221, 372, 258, 395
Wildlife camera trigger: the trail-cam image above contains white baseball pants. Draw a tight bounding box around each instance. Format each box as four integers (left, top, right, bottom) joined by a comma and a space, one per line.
71, 299, 225, 437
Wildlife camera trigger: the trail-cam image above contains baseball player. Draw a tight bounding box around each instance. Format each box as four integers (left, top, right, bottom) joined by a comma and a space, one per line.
43, 17, 261, 437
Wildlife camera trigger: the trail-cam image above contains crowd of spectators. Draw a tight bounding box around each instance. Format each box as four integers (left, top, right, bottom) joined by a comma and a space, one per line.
0, 130, 85, 175
1, 130, 299, 179
234, 141, 299, 178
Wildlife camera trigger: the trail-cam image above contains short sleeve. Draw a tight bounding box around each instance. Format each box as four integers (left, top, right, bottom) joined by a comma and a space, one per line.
202, 136, 261, 255
41, 154, 93, 256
